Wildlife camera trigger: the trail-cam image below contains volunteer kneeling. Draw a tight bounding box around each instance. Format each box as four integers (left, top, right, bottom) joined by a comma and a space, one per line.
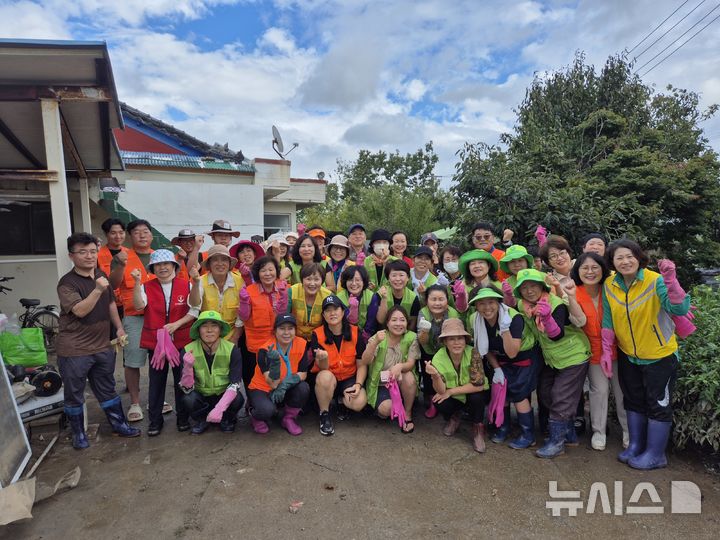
178, 311, 245, 434
248, 314, 311, 435
424, 318, 488, 453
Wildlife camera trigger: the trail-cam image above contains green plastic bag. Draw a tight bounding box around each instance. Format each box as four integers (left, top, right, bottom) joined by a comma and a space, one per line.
0, 328, 47, 367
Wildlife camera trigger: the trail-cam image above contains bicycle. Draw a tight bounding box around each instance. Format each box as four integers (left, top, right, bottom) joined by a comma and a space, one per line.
0, 276, 60, 354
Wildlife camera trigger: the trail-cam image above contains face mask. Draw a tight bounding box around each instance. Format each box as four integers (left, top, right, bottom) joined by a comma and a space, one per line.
374, 243, 389, 257
444, 261, 459, 274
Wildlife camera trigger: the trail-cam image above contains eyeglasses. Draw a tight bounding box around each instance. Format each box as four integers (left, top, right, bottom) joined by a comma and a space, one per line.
473, 234, 493, 241
548, 250, 568, 261
71, 249, 98, 256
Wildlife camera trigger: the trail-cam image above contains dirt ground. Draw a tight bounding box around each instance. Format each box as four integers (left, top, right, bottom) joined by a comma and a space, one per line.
4, 364, 720, 540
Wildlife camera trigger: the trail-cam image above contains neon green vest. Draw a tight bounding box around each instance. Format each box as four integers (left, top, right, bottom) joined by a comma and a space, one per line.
364, 255, 398, 289
186, 339, 234, 396
388, 287, 416, 317
431, 346, 488, 403
365, 332, 417, 408
337, 288, 374, 330
518, 294, 590, 369
418, 306, 460, 355
466, 307, 536, 353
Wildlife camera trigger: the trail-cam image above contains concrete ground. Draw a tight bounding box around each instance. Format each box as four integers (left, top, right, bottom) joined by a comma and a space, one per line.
4, 364, 720, 540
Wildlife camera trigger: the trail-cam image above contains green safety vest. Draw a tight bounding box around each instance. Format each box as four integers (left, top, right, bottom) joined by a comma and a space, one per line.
364, 256, 398, 290
337, 288, 375, 330
418, 306, 460, 355
365, 332, 418, 408
466, 307, 536, 354
431, 346, 488, 403
407, 271, 438, 293
518, 294, 590, 369
185, 339, 234, 396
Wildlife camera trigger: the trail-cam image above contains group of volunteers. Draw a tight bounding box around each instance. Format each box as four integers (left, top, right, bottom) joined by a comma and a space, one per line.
55, 216, 693, 470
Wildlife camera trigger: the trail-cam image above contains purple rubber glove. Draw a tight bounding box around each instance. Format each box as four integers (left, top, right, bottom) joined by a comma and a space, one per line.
180, 352, 195, 388
536, 297, 561, 338
600, 328, 616, 378
273, 281, 288, 314
238, 286, 251, 321
452, 280, 468, 312
356, 250, 366, 267
347, 295, 360, 324
238, 262, 252, 285
534, 225, 548, 247
658, 259, 686, 304
501, 280, 517, 307
207, 386, 237, 423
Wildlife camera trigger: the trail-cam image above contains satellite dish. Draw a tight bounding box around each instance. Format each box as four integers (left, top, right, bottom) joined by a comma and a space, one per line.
272, 125, 284, 155
271, 125, 299, 159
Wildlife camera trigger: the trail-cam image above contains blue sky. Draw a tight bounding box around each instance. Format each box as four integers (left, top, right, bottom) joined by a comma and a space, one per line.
1, 0, 719, 184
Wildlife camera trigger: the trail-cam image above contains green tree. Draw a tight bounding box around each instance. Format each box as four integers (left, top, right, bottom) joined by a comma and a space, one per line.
452, 53, 720, 282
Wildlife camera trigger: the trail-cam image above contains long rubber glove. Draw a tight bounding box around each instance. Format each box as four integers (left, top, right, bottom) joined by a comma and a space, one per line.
501, 280, 517, 307
355, 250, 366, 267
273, 281, 288, 314
387, 378, 406, 428
270, 373, 301, 404
267, 347, 282, 380
347, 295, 360, 324
488, 380, 507, 428
238, 262, 253, 285
452, 280, 468, 312
207, 387, 238, 423
150, 329, 167, 370
658, 259, 687, 304
600, 328, 616, 379
238, 286, 251, 321
536, 298, 561, 338
534, 225, 548, 247
180, 352, 196, 389
163, 329, 181, 368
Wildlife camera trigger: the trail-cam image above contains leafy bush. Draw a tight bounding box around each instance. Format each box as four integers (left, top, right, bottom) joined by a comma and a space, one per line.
673, 285, 720, 451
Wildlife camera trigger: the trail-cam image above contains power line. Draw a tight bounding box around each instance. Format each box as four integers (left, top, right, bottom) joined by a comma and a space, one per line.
640, 10, 720, 76
628, 0, 692, 53
635, 3, 720, 73
634, 0, 707, 60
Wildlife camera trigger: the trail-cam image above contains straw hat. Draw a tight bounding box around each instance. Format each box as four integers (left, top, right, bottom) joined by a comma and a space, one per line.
201, 244, 238, 269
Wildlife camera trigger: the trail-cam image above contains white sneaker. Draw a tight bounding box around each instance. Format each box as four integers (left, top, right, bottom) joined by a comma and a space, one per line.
591, 432, 606, 451
622, 431, 629, 449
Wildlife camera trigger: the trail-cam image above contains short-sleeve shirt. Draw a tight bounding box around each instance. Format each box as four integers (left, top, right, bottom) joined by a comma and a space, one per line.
56, 268, 115, 357
485, 315, 524, 361
374, 338, 421, 370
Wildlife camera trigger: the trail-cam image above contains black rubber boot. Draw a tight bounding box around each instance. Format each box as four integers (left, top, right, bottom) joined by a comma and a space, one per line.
100, 396, 141, 437
65, 406, 90, 450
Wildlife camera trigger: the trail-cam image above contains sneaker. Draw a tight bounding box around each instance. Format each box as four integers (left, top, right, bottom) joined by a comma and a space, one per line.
591, 432, 606, 451
319, 410, 335, 436
147, 422, 163, 437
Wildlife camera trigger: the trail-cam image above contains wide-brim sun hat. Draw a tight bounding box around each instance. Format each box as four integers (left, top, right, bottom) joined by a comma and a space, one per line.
468, 287, 504, 305
459, 249, 498, 277
171, 228, 196, 246
266, 232, 290, 247
229, 240, 265, 261
190, 310, 231, 340
513, 268, 551, 298
327, 234, 350, 250
205, 219, 241, 238
201, 244, 238, 270
147, 249, 180, 273
438, 318, 471, 340
499, 245, 535, 274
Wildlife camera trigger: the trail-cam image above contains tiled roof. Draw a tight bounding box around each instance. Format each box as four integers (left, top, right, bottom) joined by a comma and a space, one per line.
121, 151, 255, 173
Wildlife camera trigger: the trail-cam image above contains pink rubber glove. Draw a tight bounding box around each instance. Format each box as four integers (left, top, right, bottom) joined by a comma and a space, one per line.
501, 280, 517, 307
452, 279, 468, 312
207, 387, 238, 423
347, 295, 360, 324
658, 259, 686, 304
150, 329, 167, 370
297, 223, 307, 236
672, 313, 697, 339
180, 352, 195, 388
238, 262, 252, 284
356, 250, 366, 267
536, 297, 561, 338
273, 281, 288, 314
238, 286, 251, 321
600, 328, 616, 378
163, 329, 181, 368
534, 225, 548, 247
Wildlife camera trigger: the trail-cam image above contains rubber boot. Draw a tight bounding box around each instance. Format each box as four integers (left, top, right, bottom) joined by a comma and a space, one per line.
535, 419, 566, 459
250, 414, 270, 434
472, 423, 486, 453
280, 406, 303, 436
565, 419, 579, 446
618, 410, 647, 464
491, 406, 511, 443
509, 410, 536, 449
424, 398, 438, 419
628, 419, 671, 470
65, 406, 90, 450
100, 396, 141, 437
443, 411, 462, 437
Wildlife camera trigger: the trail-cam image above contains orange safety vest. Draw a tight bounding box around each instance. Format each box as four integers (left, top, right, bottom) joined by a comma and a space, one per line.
490, 248, 509, 281
311, 325, 359, 382
576, 284, 602, 364
118, 249, 155, 316
244, 282, 279, 353
248, 337, 307, 393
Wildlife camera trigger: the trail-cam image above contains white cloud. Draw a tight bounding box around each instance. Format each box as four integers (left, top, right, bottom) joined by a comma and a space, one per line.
0, 1, 70, 39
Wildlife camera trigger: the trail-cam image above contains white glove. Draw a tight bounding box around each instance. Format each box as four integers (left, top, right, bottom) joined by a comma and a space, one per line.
498, 307, 512, 333
417, 318, 432, 332
492, 367, 505, 385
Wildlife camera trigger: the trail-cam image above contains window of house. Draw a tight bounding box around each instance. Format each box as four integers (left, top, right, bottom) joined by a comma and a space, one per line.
0, 201, 64, 255
264, 213, 290, 239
